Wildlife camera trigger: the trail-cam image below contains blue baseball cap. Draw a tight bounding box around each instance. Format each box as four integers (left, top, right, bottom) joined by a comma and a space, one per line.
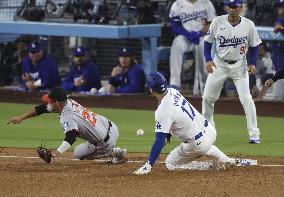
118, 47, 133, 57
146, 72, 167, 93
28, 41, 42, 53
224, 0, 243, 7
72, 47, 87, 56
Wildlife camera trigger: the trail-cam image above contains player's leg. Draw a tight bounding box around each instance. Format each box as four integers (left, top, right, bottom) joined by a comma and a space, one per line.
202, 67, 228, 127
193, 37, 207, 95
273, 79, 284, 100
73, 141, 99, 160
165, 143, 203, 170
170, 35, 194, 87
231, 67, 260, 143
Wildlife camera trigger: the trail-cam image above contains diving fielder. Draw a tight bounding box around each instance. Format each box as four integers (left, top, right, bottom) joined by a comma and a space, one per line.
169, 0, 216, 95
7, 87, 126, 162
134, 72, 251, 175
202, 0, 261, 144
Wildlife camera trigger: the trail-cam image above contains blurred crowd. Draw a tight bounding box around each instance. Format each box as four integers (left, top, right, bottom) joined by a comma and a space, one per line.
0, 0, 284, 101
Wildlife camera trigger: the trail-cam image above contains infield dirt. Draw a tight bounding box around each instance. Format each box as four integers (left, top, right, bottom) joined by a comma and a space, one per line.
0, 148, 283, 197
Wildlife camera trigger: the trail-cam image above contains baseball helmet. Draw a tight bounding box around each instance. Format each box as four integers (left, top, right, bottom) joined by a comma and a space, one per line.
42, 87, 67, 103
146, 72, 167, 93
224, 0, 243, 7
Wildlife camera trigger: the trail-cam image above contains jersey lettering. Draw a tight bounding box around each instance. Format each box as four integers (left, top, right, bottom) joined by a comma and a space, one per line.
155, 122, 162, 130
180, 99, 195, 121
82, 109, 97, 127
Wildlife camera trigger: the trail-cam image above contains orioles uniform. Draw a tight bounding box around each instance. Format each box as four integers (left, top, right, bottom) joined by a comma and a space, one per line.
203, 0, 261, 143
169, 0, 216, 95
59, 99, 119, 159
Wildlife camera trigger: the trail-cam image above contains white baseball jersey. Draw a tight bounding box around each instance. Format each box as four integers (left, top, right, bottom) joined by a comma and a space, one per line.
169, 0, 216, 32
59, 99, 110, 145
155, 88, 208, 142
204, 15, 262, 68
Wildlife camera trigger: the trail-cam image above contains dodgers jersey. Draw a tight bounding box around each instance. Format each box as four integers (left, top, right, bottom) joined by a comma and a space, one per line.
60, 99, 110, 145
205, 15, 262, 68
169, 0, 216, 32
155, 88, 208, 142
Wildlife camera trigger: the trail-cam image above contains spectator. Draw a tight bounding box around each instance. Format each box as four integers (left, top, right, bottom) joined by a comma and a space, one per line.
168, 0, 216, 95
270, 0, 284, 100
107, 47, 145, 94
61, 47, 101, 92
22, 41, 61, 90
250, 43, 274, 99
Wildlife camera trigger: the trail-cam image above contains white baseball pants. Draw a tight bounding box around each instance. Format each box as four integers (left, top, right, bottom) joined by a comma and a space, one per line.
165, 123, 231, 170
170, 35, 207, 95
202, 62, 260, 137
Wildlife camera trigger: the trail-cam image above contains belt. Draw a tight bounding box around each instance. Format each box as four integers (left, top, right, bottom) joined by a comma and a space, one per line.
184, 120, 209, 143
104, 120, 112, 142
224, 60, 237, 64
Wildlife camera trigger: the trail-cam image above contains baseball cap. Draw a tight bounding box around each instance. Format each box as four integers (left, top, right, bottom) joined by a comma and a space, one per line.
224, 0, 243, 7
72, 47, 87, 57
28, 41, 42, 53
42, 87, 67, 103
118, 47, 133, 57
146, 72, 167, 93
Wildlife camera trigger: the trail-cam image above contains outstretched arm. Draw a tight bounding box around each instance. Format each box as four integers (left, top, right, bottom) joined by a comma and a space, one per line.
7, 104, 48, 125
134, 132, 167, 175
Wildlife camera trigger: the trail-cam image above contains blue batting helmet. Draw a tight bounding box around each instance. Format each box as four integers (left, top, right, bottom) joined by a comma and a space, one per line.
146, 72, 167, 93
224, 0, 243, 7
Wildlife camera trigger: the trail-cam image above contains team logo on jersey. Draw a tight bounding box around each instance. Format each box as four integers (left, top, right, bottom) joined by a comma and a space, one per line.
218, 36, 248, 48
63, 122, 69, 131
180, 10, 207, 23
155, 122, 162, 130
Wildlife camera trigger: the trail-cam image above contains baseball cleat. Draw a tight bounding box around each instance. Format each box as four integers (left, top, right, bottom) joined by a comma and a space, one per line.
111, 147, 127, 164
235, 158, 257, 166
249, 135, 260, 144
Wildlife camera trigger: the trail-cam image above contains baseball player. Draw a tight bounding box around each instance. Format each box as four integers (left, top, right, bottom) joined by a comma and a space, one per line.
134, 72, 252, 175
22, 41, 61, 90
7, 87, 126, 163
61, 47, 102, 92
202, 0, 261, 144
265, 68, 284, 87
169, 0, 216, 95
269, 0, 284, 100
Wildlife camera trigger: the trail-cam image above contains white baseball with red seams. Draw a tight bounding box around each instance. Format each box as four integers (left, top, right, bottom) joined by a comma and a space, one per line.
136, 129, 144, 136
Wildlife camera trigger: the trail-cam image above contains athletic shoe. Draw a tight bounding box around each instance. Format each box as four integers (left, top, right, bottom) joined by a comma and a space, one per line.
249, 134, 260, 144
235, 158, 257, 166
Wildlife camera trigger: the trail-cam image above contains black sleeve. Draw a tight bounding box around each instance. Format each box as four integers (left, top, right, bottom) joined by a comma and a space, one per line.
64, 129, 78, 145
272, 68, 284, 82
34, 104, 49, 115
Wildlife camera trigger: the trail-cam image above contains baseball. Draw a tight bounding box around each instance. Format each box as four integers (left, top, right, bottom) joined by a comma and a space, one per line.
136, 129, 144, 136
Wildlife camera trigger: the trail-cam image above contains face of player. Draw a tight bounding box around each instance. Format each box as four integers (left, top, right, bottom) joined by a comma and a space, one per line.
73, 56, 86, 66
118, 56, 132, 68
29, 50, 43, 64
226, 5, 242, 17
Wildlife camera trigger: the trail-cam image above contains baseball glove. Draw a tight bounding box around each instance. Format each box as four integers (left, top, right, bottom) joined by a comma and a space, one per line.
37, 146, 52, 163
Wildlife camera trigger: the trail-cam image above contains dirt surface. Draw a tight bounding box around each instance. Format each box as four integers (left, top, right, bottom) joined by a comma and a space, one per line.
0, 148, 283, 197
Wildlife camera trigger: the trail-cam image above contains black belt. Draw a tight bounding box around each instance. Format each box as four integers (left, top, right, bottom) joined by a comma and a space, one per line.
224, 60, 237, 64
104, 120, 112, 142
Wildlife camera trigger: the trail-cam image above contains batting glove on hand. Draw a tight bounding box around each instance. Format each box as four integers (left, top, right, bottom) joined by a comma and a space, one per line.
133, 161, 152, 175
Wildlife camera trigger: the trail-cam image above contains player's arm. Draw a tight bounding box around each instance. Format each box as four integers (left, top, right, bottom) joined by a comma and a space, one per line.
53, 129, 78, 157
7, 104, 49, 125
134, 132, 168, 175
265, 68, 284, 87
247, 46, 258, 74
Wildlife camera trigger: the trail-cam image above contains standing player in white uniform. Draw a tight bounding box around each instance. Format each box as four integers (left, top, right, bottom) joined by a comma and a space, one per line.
134, 72, 253, 175
169, 0, 216, 95
7, 87, 126, 163
202, 0, 261, 144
